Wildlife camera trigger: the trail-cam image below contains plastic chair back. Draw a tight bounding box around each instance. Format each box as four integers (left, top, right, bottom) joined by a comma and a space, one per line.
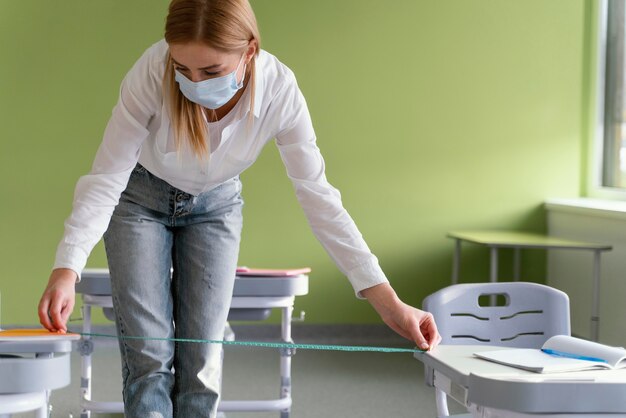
422, 282, 571, 418
423, 282, 570, 348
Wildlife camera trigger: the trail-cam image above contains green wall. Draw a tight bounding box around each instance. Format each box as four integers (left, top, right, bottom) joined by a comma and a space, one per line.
0, 1, 587, 325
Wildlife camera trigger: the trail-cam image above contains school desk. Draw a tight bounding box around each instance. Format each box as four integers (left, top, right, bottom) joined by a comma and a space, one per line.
447, 230, 612, 341
415, 345, 626, 416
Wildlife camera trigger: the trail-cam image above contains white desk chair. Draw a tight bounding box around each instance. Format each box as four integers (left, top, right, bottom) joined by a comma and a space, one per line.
422, 282, 570, 418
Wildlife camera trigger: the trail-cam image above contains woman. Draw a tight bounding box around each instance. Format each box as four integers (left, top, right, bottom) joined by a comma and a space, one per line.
38, 0, 440, 416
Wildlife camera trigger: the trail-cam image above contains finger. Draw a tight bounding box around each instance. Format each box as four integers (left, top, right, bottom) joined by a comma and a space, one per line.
49, 297, 68, 332
38, 296, 55, 331
60, 299, 75, 330
410, 313, 441, 350
410, 326, 430, 351
430, 328, 442, 348
424, 330, 441, 350
401, 316, 429, 350
388, 314, 430, 350
423, 314, 441, 348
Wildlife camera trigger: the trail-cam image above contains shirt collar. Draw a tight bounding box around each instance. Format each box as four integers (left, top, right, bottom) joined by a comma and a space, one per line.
252, 52, 264, 118
231, 53, 263, 121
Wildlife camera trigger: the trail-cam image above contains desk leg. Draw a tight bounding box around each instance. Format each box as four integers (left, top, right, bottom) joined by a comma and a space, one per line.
280, 305, 294, 418
80, 304, 92, 418
489, 247, 498, 283
452, 239, 461, 284
591, 250, 601, 342
35, 352, 53, 418
490, 247, 499, 305
513, 248, 521, 281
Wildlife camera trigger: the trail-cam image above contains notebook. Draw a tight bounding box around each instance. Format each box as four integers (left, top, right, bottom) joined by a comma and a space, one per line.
474, 335, 626, 373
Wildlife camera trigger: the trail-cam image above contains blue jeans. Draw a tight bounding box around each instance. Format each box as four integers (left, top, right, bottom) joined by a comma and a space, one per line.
103, 164, 244, 418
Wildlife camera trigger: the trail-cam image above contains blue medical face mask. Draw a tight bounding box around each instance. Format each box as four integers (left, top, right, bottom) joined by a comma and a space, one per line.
174, 53, 246, 109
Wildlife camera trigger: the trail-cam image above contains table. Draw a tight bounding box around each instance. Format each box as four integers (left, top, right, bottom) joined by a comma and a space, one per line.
415, 345, 626, 416
447, 230, 612, 341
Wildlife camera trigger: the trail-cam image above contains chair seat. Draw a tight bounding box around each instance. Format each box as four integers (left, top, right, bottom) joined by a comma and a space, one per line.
0, 392, 46, 414
0, 353, 71, 393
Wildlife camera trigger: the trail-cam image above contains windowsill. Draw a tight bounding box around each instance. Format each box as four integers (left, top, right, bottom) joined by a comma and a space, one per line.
545, 197, 626, 220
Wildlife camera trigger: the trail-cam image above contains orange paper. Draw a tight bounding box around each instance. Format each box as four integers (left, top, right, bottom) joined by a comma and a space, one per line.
0, 328, 80, 340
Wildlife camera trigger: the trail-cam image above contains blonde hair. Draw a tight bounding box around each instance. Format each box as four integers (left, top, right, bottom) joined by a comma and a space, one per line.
164, 0, 260, 158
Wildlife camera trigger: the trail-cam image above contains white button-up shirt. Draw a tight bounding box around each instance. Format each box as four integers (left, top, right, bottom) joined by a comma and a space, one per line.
54, 40, 388, 296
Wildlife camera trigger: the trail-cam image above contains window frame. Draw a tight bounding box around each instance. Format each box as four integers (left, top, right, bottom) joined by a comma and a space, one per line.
589, 0, 626, 198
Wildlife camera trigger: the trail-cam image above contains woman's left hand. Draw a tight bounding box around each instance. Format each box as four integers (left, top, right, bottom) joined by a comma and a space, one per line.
361, 283, 441, 351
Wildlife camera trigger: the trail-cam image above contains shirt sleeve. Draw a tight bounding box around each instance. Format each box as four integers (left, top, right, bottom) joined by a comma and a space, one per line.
274, 75, 389, 298
53, 43, 163, 279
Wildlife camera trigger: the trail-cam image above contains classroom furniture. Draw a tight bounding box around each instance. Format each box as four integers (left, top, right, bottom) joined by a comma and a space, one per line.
416, 345, 626, 417
75, 268, 308, 418
447, 230, 611, 341
0, 338, 76, 418
422, 282, 571, 417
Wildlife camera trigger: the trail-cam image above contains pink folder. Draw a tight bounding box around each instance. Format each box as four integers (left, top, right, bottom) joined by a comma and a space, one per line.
236, 267, 311, 277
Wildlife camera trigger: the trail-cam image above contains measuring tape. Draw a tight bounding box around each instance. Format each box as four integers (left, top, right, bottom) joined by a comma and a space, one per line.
78, 332, 423, 354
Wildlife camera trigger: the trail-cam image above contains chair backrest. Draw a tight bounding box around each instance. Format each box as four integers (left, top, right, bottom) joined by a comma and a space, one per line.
423, 282, 570, 348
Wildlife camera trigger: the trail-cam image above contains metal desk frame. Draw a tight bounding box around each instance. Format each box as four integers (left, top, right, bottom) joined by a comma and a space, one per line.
448, 230, 612, 341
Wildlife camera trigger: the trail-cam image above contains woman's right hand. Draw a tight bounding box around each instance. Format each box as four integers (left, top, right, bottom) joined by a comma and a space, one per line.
38, 268, 78, 333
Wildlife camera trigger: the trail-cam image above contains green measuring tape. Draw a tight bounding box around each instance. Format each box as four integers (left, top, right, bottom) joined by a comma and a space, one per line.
78, 332, 423, 354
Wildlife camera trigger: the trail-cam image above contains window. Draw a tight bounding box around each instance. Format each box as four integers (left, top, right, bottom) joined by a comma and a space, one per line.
602, 0, 626, 189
